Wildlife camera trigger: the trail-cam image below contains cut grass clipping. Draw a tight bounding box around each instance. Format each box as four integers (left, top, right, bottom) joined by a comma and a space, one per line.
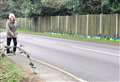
0, 57, 24, 82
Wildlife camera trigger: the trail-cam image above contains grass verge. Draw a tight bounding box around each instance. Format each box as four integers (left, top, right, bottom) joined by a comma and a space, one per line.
18, 28, 120, 44
0, 56, 24, 82
1, 28, 119, 44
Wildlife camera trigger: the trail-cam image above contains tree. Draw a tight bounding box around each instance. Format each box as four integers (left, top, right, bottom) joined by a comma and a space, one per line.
101, 0, 120, 14
28, 0, 42, 17
0, 0, 25, 18
0, 0, 120, 19
101, 0, 112, 14
109, 0, 120, 13
39, 0, 73, 16
0, 1, 9, 19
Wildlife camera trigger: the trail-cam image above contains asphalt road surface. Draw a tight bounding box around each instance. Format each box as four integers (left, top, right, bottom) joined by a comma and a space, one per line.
0, 33, 120, 82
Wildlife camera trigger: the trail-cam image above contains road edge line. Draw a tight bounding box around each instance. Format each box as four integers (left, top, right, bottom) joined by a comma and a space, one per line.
32, 57, 88, 82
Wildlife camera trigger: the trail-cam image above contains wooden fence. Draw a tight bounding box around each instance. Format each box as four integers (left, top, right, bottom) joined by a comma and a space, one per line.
0, 14, 120, 37
0, 19, 6, 28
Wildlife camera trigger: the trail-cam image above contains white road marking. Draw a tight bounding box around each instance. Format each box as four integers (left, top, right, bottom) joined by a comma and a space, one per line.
72, 46, 119, 57
32, 57, 88, 82
19, 34, 119, 57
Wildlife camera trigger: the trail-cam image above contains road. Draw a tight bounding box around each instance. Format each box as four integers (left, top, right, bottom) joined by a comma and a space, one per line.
0, 33, 120, 82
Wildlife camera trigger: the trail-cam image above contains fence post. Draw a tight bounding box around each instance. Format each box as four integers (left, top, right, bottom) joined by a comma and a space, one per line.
75, 15, 78, 34
29, 18, 31, 31
25, 17, 27, 31
86, 14, 89, 37
28, 18, 30, 30
99, 14, 102, 35
58, 16, 60, 33
30, 18, 32, 31
66, 16, 68, 33
20, 18, 22, 28
44, 17, 46, 32
116, 14, 118, 37
19, 18, 21, 28
51, 16, 53, 32
38, 17, 40, 32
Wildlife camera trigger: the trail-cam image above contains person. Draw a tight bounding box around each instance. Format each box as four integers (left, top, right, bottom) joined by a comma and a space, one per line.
6, 13, 17, 54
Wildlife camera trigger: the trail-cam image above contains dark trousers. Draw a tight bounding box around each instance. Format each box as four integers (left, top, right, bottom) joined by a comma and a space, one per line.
7, 37, 17, 53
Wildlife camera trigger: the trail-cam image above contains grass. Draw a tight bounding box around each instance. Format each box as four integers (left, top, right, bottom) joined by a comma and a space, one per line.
17, 28, 120, 44
0, 29, 4, 32
1, 28, 119, 44
0, 56, 24, 82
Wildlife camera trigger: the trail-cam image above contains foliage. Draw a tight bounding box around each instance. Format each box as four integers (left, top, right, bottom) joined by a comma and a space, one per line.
0, 0, 120, 18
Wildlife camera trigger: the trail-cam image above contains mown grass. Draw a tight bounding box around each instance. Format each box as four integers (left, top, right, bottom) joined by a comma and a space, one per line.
0, 29, 4, 32
17, 28, 120, 44
1, 28, 119, 44
0, 56, 24, 82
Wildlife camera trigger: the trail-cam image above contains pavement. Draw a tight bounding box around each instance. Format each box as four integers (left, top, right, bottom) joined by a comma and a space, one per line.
8, 53, 79, 82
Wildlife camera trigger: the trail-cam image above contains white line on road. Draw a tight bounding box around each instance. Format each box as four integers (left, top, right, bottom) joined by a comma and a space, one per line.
72, 46, 119, 57
32, 57, 88, 82
19, 34, 119, 57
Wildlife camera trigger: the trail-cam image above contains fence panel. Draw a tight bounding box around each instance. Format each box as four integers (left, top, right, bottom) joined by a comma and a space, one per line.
88, 15, 100, 36
1, 14, 119, 37
0, 19, 6, 29
59, 16, 66, 33
52, 16, 59, 33
44, 16, 51, 32
39, 17, 45, 32
77, 15, 86, 35
102, 14, 116, 36
67, 16, 76, 34
118, 15, 120, 36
